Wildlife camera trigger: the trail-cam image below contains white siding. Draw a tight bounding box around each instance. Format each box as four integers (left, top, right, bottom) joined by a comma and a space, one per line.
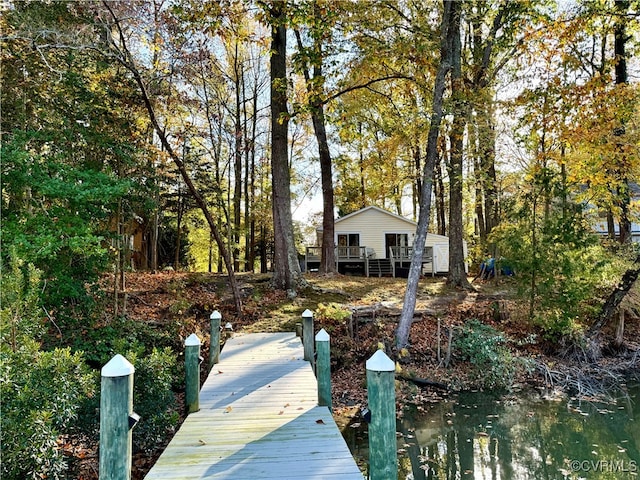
335, 207, 416, 259
331, 206, 468, 273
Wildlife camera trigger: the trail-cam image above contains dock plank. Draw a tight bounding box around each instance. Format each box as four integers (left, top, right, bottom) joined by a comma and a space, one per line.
144, 332, 364, 480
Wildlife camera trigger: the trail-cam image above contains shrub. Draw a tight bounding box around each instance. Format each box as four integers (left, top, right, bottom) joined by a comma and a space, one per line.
314, 303, 356, 368
315, 302, 351, 327
490, 211, 615, 339
126, 347, 180, 454
0, 255, 96, 480
73, 316, 178, 368
0, 252, 44, 349
1, 340, 96, 480
453, 320, 520, 390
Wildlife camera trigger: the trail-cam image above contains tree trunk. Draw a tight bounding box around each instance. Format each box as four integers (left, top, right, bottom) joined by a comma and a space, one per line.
358, 123, 366, 209
615, 308, 625, 348
434, 156, 446, 236
174, 185, 182, 270
412, 143, 422, 219
479, 101, 498, 236
614, 0, 631, 244
293, 24, 336, 275
316, 107, 337, 274
397, 0, 457, 350
270, 5, 303, 291
588, 256, 639, 338
446, 0, 471, 290
607, 209, 616, 240
233, 41, 243, 271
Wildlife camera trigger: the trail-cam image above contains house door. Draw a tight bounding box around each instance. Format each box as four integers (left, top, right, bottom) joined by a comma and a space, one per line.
337, 233, 360, 258
385, 233, 408, 259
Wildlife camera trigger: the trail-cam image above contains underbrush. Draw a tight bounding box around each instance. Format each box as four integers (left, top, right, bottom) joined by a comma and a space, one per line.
452, 319, 532, 390
1, 259, 184, 480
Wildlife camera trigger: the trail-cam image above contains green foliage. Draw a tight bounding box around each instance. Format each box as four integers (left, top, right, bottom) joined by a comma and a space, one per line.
1, 131, 133, 325
314, 303, 357, 369
1, 341, 96, 480
453, 320, 521, 390
2, 1, 156, 325
1, 256, 97, 480
315, 302, 352, 325
0, 251, 44, 349
71, 316, 179, 368
127, 348, 180, 454
491, 207, 614, 338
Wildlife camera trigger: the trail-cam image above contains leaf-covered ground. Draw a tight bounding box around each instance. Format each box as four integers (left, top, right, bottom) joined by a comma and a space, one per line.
69, 271, 640, 479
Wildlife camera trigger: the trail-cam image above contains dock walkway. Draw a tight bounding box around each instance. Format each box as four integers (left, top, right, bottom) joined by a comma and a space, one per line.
144, 332, 364, 479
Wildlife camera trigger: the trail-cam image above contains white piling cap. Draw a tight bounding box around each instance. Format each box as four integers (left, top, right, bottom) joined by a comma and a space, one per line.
185, 333, 201, 346
210, 310, 222, 320
101, 354, 135, 377
302, 309, 314, 318
366, 349, 395, 372
315, 328, 330, 342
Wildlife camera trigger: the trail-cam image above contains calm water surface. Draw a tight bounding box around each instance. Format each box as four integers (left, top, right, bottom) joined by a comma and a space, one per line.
344, 383, 639, 480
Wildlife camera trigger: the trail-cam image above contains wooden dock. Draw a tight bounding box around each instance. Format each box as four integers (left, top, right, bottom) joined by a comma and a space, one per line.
143, 332, 364, 479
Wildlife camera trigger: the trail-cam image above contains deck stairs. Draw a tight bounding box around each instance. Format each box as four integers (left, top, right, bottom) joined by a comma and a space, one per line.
368, 259, 393, 277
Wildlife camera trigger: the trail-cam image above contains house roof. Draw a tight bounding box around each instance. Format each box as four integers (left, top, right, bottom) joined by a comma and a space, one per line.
335, 205, 417, 226
315, 205, 454, 244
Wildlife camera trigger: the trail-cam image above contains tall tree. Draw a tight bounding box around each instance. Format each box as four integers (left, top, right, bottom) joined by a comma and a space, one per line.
293, 1, 337, 274
613, 0, 632, 244
264, 1, 304, 291
445, 0, 472, 289
397, 0, 459, 349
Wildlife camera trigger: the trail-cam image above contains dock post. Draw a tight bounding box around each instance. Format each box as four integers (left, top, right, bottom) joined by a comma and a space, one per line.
315, 328, 332, 411
209, 310, 221, 370
99, 354, 136, 480
296, 322, 303, 338
185, 333, 202, 414
302, 309, 314, 367
366, 349, 397, 480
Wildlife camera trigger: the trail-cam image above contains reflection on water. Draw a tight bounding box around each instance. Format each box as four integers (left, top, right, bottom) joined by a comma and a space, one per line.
344, 383, 639, 479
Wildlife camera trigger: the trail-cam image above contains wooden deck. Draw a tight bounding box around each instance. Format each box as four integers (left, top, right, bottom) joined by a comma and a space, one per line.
143, 332, 364, 480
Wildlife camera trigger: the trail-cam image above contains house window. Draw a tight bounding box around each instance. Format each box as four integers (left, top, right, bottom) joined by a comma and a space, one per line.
385, 233, 409, 258
337, 234, 360, 258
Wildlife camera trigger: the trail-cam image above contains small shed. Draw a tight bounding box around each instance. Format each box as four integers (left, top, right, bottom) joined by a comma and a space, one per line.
306, 206, 466, 275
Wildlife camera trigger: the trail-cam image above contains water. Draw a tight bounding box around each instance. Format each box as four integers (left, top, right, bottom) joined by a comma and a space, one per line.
344, 383, 639, 480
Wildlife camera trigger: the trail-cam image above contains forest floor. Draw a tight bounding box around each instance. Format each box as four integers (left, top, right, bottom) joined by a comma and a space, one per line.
70, 271, 640, 479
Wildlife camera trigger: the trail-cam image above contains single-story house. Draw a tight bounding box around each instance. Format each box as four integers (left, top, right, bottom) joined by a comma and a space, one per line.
305, 206, 467, 276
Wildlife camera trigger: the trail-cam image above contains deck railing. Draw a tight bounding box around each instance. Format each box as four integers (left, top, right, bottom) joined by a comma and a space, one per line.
305, 246, 369, 263
389, 245, 435, 276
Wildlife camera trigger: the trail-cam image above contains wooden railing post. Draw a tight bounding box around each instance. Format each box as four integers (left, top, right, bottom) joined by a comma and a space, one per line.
315, 328, 332, 412
99, 354, 137, 480
185, 333, 202, 414
302, 309, 314, 367
209, 310, 221, 371
366, 349, 397, 480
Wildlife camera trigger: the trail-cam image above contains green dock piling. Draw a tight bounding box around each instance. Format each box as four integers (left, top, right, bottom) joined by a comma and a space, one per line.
185, 333, 202, 414
315, 328, 332, 411
209, 310, 221, 370
302, 309, 314, 368
99, 354, 135, 480
366, 349, 397, 480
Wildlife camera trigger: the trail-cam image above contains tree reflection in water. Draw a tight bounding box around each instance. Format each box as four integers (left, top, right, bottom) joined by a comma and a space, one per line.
344, 383, 639, 480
